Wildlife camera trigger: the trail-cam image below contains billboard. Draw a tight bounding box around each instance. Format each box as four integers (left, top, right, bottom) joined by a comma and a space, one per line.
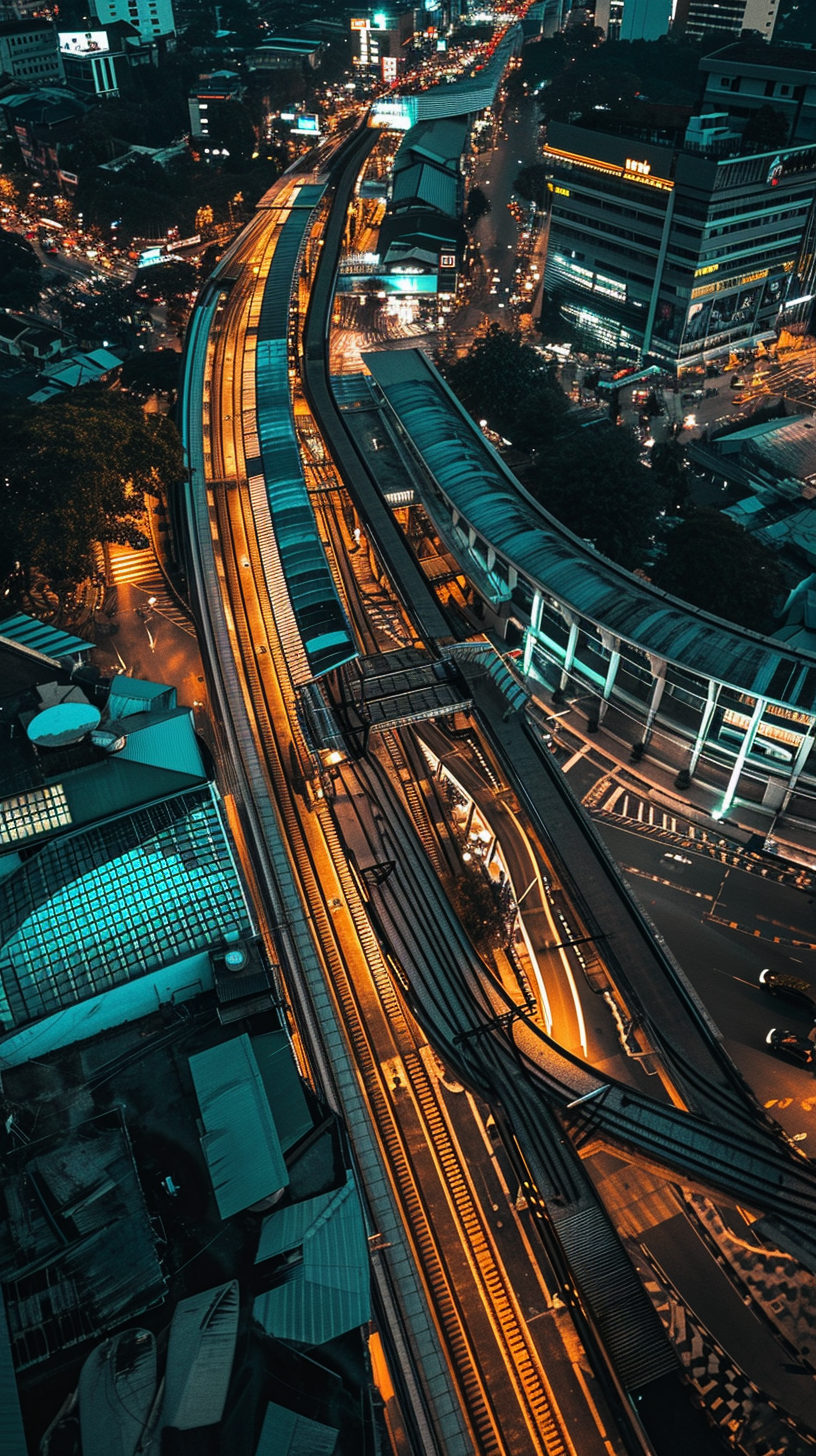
336, 273, 437, 296
59, 30, 108, 53
295, 113, 320, 134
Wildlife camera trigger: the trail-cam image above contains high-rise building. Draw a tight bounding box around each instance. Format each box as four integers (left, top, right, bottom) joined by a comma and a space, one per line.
89, 0, 174, 44
349, 7, 415, 82
542, 105, 816, 366
619, 0, 673, 41
59, 31, 119, 99
0, 18, 62, 84
676, 0, 781, 42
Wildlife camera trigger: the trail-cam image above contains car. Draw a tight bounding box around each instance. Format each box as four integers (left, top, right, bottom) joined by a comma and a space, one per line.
766, 1027, 814, 1068
730, 375, 745, 389
759, 969, 816, 1016
661, 852, 693, 869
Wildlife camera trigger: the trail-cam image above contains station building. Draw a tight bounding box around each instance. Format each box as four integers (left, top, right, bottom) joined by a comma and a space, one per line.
362, 348, 816, 828
0, 619, 255, 1066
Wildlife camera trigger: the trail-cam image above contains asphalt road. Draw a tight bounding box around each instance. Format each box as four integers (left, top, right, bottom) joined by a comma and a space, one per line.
597, 821, 816, 1142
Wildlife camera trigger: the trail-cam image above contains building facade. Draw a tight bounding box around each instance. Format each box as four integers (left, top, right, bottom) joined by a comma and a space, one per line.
543, 116, 816, 368
676, 0, 781, 42
699, 43, 816, 147
350, 7, 415, 82
59, 32, 120, 99
89, 0, 174, 43
0, 19, 62, 84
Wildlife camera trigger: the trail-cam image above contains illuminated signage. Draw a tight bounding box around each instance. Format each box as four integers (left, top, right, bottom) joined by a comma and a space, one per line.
59, 29, 108, 53
766, 154, 784, 187
382, 55, 397, 81
625, 158, 651, 177
295, 113, 320, 133
350, 17, 369, 28
553, 185, 569, 196
439, 253, 456, 269
695, 263, 718, 277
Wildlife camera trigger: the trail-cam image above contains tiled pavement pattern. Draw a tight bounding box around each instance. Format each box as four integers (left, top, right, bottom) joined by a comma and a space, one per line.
686, 1193, 816, 1367
633, 1247, 816, 1455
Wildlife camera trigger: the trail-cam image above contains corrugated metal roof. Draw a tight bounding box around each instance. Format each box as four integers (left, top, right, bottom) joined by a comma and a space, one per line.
79, 1330, 157, 1456
252, 1029, 312, 1153
396, 116, 469, 171
255, 1402, 338, 1456
189, 1035, 288, 1218
116, 708, 206, 780
108, 674, 176, 719
363, 348, 816, 712
253, 1171, 370, 1347
0, 1292, 26, 1456
392, 162, 459, 217
161, 1282, 239, 1431
0, 612, 93, 661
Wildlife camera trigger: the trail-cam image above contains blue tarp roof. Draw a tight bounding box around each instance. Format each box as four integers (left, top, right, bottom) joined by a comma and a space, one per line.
189, 1035, 288, 1219
254, 1171, 370, 1346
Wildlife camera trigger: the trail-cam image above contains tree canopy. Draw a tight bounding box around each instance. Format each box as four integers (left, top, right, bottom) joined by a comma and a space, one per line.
0, 228, 41, 310
741, 104, 789, 152
0, 390, 184, 586
465, 185, 491, 228
444, 325, 562, 441
649, 511, 785, 632
513, 164, 548, 210
530, 425, 663, 569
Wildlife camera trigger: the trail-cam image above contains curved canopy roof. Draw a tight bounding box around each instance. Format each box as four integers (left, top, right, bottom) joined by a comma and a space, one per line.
363, 348, 816, 713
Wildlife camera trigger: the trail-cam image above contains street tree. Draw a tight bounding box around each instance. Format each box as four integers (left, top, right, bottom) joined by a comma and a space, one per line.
650, 511, 785, 632
465, 185, 491, 229
529, 424, 663, 569
445, 324, 554, 439
513, 164, 548, 210
0, 390, 184, 587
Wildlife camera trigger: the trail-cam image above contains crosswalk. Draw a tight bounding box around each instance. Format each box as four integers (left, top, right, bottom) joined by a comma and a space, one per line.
107, 542, 198, 637
592, 781, 683, 835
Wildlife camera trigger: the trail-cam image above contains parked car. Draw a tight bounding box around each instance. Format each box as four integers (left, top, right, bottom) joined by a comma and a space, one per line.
766, 1027, 814, 1068
730, 375, 745, 389
661, 852, 693, 870
759, 969, 816, 1017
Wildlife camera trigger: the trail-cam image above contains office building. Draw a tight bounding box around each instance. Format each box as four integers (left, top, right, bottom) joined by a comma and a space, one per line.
89, 0, 174, 44
619, 0, 673, 41
543, 104, 816, 366
350, 7, 415, 81
699, 41, 816, 145
0, 18, 62, 84
188, 70, 245, 143
676, 0, 781, 42
59, 31, 119, 99
246, 36, 323, 73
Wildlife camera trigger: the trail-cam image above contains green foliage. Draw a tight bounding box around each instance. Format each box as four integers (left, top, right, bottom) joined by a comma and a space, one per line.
650, 437, 690, 513
120, 348, 180, 397
0, 391, 184, 586
529, 425, 663, 570
444, 325, 560, 440
513, 163, 548, 210
0, 228, 41, 309
57, 279, 137, 350
448, 866, 506, 956
465, 185, 491, 228
650, 511, 785, 632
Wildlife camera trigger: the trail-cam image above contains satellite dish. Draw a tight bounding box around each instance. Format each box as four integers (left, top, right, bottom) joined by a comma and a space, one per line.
27, 701, 102, 749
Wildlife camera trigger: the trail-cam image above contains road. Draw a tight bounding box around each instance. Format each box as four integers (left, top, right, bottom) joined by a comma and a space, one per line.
596, 818, 816, 1143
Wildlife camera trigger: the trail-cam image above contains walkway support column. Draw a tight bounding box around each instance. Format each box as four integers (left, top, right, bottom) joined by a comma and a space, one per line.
720, 695, 766, 818
553, 613, 579, 701
679, 679, 720, 786
642, 656, 667, 746
522, 590, 543, 676
597, 632, 621, 726
781, 716, 816, 815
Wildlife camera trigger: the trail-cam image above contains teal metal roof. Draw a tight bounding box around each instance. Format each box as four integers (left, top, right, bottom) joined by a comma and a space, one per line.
116, 709, 206, 780
253, 1171, 370, 1347
363, 348, 816, 713
252, 1029, 312, 1153
392, 162, 459, 217
0, 1293, 26, 1456
108, 675, 176, 719
0, 786, 251, 1031
254, 203, 357, 679
0, 612, 93, 661
395, 116, 469, 172
255, 1402, 337, 1456
189, 1035, 289, 1219
161, 1282, 239, 1431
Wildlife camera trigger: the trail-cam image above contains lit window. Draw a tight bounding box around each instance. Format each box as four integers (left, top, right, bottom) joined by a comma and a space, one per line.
0, 784, 72, 844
